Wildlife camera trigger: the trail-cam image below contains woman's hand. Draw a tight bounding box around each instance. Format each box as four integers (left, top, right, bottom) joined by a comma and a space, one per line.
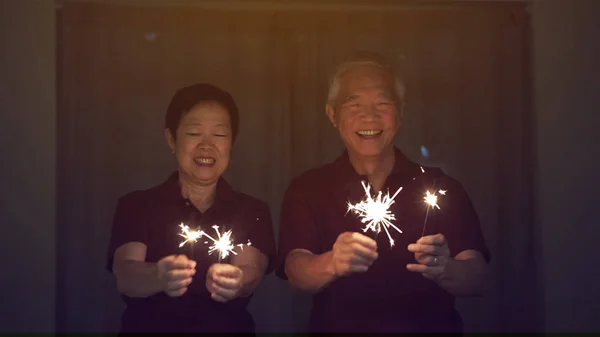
156, 254, 197, 297
206, 263, 244, 303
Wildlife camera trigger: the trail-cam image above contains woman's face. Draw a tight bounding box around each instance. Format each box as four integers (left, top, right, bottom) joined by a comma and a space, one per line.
166, 101, 232, 186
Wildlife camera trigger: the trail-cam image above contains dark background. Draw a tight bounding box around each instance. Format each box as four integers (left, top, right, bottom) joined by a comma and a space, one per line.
0, 0, 598, 333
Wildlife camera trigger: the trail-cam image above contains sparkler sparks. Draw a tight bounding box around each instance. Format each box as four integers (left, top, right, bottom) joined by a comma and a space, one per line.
178, 223, 202, 248
421, 189, 447, 237
201, 225, 251, 261
347, 181, 403, 247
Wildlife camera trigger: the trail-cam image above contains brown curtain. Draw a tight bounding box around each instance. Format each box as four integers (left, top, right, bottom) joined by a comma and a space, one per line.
57, 2, 536, 332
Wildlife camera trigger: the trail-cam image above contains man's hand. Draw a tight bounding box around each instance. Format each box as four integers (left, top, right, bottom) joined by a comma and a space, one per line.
156, 254, 197, 297
330, 232, 378, 277
406, 233, 451, 281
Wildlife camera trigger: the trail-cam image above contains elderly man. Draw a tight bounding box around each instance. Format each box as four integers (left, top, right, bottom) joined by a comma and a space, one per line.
276, 51, 490, 333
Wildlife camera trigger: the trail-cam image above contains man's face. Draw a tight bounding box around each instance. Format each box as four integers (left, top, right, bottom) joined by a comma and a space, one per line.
327, 65, 401, 158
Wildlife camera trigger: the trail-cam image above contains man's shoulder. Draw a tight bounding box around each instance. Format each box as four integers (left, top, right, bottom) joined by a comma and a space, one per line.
286, 161, 338, 195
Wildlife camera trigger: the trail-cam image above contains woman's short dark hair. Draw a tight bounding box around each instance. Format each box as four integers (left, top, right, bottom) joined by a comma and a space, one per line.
165, 83, 239, 142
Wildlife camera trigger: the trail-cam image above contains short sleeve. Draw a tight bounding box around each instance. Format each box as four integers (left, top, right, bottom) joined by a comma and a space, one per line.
106, 192, 150, 272
439, 179, 491, 263
276, 179, 322, 280
240, 200, 277, 275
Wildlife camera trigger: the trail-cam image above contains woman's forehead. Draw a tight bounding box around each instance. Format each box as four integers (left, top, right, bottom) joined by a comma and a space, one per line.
182, 103, 231, 123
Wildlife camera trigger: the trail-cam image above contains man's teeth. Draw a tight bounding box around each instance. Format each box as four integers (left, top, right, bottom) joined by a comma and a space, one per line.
357, 130, 382, 136
195, 158, 215, 164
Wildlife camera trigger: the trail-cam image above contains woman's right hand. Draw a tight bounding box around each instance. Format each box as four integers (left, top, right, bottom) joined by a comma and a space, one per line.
156, 254, 197, 297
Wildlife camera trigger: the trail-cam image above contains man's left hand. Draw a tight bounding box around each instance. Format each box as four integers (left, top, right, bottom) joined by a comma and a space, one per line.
406, 233, 451, 281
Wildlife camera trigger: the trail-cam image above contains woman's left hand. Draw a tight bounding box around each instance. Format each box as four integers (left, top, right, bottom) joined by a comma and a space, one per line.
406, 233, 451, 281
206, 263, 244, 302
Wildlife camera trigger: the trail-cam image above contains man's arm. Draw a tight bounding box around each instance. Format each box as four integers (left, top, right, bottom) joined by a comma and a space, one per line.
437, 249, 488, 297
285, 249, 337, 293
285, 233, 378, 293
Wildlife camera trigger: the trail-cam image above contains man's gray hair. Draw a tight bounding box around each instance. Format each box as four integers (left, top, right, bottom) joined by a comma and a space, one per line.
327, 51, 406, 105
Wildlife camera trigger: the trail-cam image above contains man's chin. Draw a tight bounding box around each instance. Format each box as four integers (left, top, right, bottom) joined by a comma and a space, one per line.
348, 147, 389, 159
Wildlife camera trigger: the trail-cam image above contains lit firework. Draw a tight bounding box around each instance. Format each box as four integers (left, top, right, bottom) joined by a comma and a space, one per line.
201, 225, 251, 262
347, 181, 403, 247
178, 223, 202, 248
421, 189, 447, 237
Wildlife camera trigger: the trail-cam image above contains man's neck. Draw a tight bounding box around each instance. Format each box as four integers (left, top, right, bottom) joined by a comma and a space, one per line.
348, 147, 396, 192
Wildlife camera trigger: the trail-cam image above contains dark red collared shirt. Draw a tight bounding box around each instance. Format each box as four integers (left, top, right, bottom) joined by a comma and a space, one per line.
107, 171, 276, 333
277, 148, 490, 333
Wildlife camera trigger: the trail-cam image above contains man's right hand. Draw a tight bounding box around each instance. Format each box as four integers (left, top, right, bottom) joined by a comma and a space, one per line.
156, 254, 197, 297
330, 232, 378, 277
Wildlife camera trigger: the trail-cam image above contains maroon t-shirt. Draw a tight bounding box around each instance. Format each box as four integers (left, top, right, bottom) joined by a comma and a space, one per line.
277, 148, 490, 333
107, 171, 276, 333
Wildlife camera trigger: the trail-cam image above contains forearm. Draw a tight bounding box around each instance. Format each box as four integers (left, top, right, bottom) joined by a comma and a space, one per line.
285, 250, 337, 293
114, 260, 163, 298
236, 265, 263, 298
437, 257, 487, 297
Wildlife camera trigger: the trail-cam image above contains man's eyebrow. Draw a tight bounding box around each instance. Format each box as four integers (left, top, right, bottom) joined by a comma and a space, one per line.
341, 94, 360, 104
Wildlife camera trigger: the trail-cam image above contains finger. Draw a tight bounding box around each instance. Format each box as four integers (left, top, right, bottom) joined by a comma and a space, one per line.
348, 254, 376, 267
350, 243, 379, 262
349, 232, 378, 251
211, 292, 229, 303
415, 253, 437, 265
166, 255, 196, 270
422, 273, 438, 280
176, 254, 197, 269
213, 276, 241, 290
406, 263, 444, 277
166, 277, 192, 291
214, 264, 243, 278
347, 264, 369, 273
166, 287, 188, 297
166, 268, 196, 281
211, 283, 238, 299
407, 243, 443, 255
417, 234, 446, 246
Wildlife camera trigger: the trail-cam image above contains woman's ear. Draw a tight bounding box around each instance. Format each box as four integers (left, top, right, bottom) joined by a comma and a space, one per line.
165, 128, 175, 154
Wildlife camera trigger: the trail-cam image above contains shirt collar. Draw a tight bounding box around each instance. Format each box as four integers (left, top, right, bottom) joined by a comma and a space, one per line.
333, 147, 417, 183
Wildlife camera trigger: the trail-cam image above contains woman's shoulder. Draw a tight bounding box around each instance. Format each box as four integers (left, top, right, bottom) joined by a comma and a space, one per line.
231, 189, 270, 212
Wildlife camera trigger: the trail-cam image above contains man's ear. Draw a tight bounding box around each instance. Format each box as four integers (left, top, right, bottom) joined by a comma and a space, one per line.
326, 103, 337, 127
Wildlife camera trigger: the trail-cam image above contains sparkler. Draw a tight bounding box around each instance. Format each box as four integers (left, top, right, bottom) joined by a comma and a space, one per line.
200, 225, 251, 263
178, 223, 202, 258
347, 181, 403, 247
420, 189, 447, 237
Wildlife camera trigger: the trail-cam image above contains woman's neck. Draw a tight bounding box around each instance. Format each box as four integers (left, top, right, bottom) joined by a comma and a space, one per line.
348, 147, 395, 192
179, 175, 217, 212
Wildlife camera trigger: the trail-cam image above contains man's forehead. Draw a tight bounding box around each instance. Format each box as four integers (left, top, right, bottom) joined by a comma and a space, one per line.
341, 66, 392, 86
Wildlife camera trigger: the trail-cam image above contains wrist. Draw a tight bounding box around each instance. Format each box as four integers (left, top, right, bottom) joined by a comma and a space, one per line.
323, 251, 338, 280
436, 256, 455, 284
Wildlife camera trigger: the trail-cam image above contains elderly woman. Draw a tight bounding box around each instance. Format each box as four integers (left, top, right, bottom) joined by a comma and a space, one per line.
277, 52, 490, 333
107, 83, 275, 334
